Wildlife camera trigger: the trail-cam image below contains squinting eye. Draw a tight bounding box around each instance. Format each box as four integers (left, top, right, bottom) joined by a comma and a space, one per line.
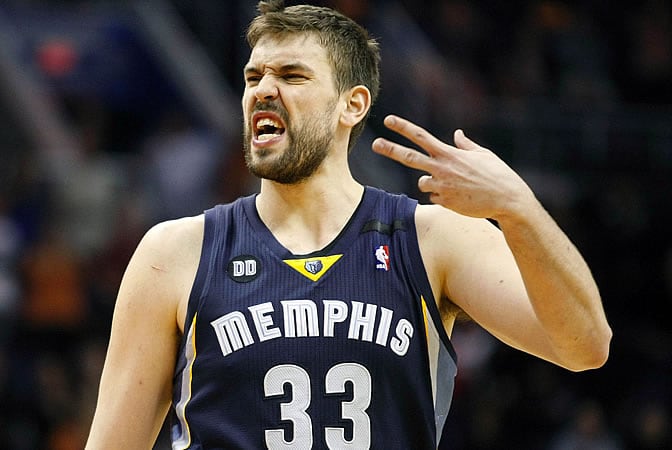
246, 76, 261, 85
284, 74, 306, 81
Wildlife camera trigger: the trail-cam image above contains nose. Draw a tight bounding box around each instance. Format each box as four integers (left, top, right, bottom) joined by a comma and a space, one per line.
254, 75, 279, 102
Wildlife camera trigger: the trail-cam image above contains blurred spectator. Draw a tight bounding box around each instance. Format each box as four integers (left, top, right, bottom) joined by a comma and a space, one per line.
46, 96, 128, 262
0, 196, 23, 345
549, 400, 623, 450
617, 0, 672, 105
498, 1, 615, 104
628, 401, 671, 450
141, 108, 223, 221
19, 224, 86, 343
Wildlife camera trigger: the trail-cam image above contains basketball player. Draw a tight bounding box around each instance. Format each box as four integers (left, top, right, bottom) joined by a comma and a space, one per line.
86, 1, 612, 448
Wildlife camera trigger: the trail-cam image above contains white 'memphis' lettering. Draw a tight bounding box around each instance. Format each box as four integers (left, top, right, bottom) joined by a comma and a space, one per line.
375, 307, 394, 346
211, 311, 254, 356
211, 299, 415, 358
348, 301, 377, 342
323, 300, 348, 337
248, 302, 282, 342
390, 319, 414, 356
282, 300, 320, 337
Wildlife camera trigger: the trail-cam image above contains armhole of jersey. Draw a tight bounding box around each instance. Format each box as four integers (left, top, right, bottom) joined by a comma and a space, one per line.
401, 198, 457, 364
399, 196, 458, 445
183, 206, 220, 329
173, 208, 219, 449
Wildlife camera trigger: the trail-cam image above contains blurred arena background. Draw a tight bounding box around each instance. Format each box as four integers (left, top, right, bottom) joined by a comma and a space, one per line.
0, 0, 670, 448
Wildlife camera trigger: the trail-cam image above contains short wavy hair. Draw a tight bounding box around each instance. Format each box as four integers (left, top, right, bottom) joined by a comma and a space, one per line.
246, 0, 381, 151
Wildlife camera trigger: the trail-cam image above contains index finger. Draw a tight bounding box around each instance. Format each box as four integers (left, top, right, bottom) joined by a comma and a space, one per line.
371, 137, 435, 172
382, 115, 448, 157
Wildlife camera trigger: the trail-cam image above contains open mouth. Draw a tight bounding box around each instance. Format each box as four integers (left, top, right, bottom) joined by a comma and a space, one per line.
254, 116, 286, 141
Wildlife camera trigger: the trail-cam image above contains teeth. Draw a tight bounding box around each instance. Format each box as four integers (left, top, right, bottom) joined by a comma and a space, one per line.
256, 117, 281, 130
257, 133, 277, 141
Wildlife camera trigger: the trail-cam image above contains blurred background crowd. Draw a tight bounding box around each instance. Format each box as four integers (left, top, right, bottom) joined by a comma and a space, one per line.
0, 0, 670, 449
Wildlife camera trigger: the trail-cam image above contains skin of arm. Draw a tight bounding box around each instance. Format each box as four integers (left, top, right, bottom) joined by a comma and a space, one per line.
372, 115, 612, 371
86, 216, 203, 449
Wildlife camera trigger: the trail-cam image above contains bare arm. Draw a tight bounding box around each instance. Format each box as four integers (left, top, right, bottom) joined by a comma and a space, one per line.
373, 115, 611, 371
86, 216, 203, 449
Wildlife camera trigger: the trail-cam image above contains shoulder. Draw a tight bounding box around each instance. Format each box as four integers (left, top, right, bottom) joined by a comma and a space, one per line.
140, 215, 205, 263
128, 215, 205, 296
414, 204, 507, 293
127, 215, 205, 331
146, 214, 205, 239
415, 203, 502, 244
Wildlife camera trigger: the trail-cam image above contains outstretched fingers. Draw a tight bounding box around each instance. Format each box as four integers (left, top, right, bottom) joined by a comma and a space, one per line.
382, 115, 448, 156
371, 136, 434, 172
372, 115, 489, 174
371, 115, 453, 171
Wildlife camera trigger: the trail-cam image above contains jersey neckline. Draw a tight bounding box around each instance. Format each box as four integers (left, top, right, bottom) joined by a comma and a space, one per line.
241, 186, 377, 259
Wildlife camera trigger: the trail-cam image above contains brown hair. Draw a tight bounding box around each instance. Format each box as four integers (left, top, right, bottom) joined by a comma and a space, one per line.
247, 0, 380, 150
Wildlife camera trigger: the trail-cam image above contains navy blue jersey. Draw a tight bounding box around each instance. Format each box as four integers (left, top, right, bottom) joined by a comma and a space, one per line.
171, 186, 457, 449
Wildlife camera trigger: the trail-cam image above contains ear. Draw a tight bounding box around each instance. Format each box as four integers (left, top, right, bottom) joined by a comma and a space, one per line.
339, 85, 371, 128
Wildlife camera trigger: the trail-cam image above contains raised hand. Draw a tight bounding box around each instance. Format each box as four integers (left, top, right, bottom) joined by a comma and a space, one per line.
371, 115, 535, 221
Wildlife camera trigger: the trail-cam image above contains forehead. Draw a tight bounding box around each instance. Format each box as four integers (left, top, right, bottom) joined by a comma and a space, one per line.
246, 33, 332, 73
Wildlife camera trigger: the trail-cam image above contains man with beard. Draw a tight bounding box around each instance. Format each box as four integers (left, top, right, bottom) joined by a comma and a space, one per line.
86, 1, 612, 449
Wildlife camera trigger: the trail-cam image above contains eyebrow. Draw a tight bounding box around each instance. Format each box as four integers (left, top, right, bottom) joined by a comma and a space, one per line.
244, 62, 315, 76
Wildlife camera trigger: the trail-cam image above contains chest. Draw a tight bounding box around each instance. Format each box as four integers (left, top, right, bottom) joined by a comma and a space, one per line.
202, 232, 420, 351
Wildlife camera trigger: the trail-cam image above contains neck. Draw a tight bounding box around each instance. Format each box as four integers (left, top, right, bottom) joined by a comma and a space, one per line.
256, 171, 364, 254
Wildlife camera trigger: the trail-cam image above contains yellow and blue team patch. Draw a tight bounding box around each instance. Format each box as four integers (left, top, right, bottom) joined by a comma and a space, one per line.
283, 254, 343, 281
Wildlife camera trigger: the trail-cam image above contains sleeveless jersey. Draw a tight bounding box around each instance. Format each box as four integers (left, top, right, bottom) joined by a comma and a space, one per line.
171, 186, 457, 449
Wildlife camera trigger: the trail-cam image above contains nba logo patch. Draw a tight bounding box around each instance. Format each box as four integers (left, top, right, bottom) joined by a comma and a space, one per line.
375, 245, 390, 271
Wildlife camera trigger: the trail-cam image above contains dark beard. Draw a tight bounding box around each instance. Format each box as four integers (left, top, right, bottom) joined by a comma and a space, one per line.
243, 101, 335, 184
